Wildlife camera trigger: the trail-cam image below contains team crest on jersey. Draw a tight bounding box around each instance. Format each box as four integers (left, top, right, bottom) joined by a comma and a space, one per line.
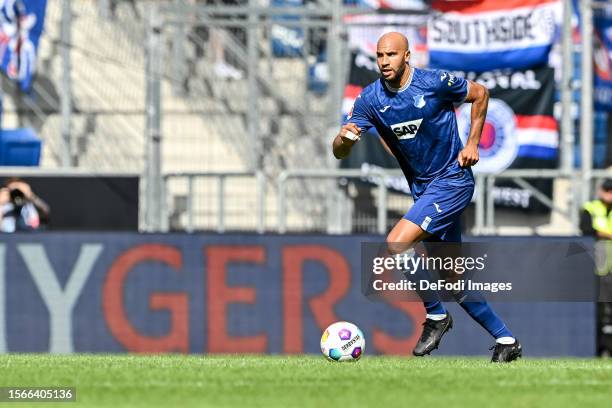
413, 94, 426, 108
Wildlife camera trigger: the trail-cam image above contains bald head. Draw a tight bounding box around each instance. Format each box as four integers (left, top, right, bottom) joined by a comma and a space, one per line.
376, 32, 411, 86
377, 32, 409, 54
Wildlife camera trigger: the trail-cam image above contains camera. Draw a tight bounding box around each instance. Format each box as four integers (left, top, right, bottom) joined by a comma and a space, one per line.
9, 188, 26, 208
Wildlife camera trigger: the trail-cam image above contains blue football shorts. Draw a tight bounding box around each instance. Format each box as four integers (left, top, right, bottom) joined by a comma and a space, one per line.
403, 166, 475, 243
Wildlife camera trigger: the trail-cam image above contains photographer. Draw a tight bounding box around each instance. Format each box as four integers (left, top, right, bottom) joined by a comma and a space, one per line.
0, 178, 50, 232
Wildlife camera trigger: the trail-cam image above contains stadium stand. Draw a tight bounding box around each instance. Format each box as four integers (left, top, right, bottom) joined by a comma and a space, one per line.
3, 1, 330, 231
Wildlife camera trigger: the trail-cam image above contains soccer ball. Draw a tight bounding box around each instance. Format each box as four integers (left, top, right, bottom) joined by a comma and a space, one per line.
320, 321, 365, 362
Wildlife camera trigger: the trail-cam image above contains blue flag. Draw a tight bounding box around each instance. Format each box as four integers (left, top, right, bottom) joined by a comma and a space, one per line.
0, 0, 47, 91
594, 4, 612, 111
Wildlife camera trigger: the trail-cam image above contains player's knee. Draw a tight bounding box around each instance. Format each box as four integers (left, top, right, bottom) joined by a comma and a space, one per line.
385, 240, 415, 256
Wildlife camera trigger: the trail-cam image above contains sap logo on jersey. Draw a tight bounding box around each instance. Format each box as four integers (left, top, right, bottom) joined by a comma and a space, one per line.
391, 118, 423, 139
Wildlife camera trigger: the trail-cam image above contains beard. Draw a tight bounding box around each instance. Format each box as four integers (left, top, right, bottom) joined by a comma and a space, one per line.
382, 64, 407, 84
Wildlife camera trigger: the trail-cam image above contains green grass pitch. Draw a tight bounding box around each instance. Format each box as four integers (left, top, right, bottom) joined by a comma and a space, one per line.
1, 355, 611, 407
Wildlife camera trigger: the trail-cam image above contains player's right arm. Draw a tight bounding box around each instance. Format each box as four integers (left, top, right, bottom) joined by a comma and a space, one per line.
332, 93, 375, 160
332, 123, 361, 159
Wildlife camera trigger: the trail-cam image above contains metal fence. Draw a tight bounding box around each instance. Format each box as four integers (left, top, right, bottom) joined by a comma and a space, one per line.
162, 171, 267, 233
142, 1, 368, 231
155, 169, 612, 235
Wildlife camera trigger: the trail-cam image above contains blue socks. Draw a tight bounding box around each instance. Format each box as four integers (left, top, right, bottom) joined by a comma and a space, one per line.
407, 262, 448, 316
408, 265, 513, 338
424, 292, 513, 340
424, 300, 447, 316
398, 249, 513, 339
452, 289, 513, 339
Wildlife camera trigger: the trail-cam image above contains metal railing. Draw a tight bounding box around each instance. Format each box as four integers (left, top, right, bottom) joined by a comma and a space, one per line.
162, 171, 265, 233
160, 168, 612, 235
4, 166, 610, 235
473, 170, 579, 235
473, 169, 612, 235
0, 167, 139, 178
275, 168, 612, 236
277, 167, 402, 234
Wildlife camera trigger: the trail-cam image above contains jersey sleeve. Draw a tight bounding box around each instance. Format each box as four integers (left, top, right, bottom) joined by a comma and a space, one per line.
343, 93, 375, 134
435, 71, 469, 104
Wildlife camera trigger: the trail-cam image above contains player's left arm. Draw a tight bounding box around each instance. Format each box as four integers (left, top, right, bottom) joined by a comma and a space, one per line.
458, 81, 489, 168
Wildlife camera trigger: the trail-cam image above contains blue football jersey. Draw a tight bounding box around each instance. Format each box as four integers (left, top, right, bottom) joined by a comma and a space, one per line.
344, 68, 469, 186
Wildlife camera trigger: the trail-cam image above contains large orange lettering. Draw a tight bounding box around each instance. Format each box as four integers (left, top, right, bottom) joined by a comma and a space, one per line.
372, 300, 424, 355
206, 246, 267, 353
282, 245, 350, 353
103, 244, 188, 353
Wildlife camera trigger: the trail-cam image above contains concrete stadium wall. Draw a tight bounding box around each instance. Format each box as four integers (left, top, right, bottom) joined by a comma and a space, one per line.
0, 233, 595, 357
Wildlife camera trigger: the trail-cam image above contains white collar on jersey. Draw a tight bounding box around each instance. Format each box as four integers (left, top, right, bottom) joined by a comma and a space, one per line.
383, 66, 414, 93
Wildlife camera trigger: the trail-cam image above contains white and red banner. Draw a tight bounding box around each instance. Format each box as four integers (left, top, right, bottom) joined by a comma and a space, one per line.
428, 0, 561, 72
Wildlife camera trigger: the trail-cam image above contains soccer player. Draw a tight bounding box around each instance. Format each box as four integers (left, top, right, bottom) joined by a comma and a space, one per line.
332, 32, 522, 362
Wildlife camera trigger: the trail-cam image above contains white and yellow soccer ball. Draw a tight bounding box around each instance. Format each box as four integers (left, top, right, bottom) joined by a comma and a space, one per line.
320, 321, 365, 362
